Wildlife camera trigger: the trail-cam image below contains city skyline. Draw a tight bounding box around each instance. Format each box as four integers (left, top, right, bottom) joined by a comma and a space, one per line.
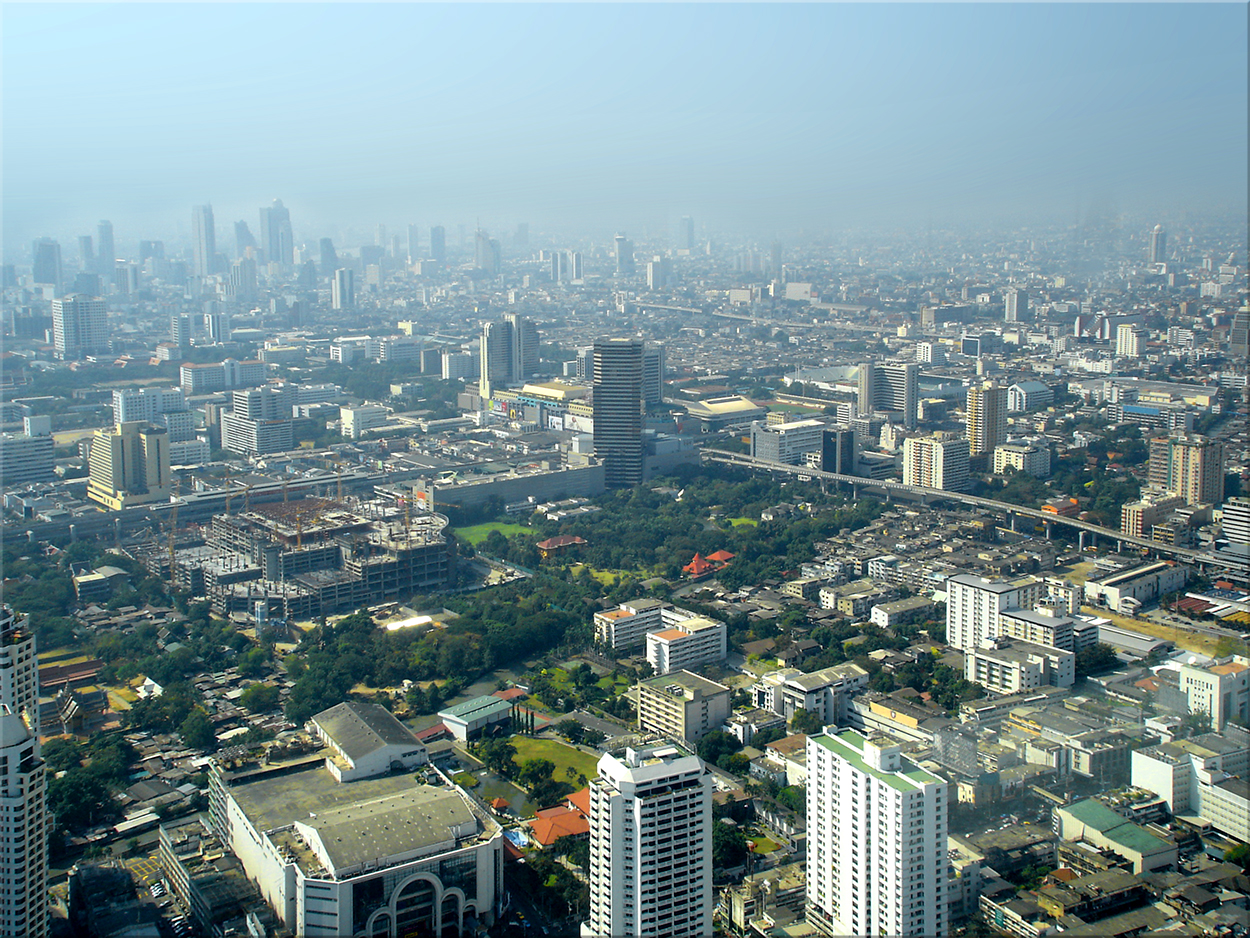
4, 3, 1247, 251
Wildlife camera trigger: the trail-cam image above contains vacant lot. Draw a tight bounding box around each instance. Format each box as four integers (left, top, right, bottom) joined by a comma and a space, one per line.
511, 736, 601, 783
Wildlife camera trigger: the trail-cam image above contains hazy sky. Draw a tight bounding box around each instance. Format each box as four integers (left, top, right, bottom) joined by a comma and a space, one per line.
3, 2, 1247, 252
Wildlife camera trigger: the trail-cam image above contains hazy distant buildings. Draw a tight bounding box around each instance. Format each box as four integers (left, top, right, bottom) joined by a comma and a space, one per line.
474, 230, 501, 277
51, 294, 107, 360
96, 220, 116, 283
614, 234, 635, 276
192, 204, 216, 278
678, 215, 695, 251
430, 225, 446, 264
258, 198, 293, 267
593, 338, 645, 488
234, 220, 257, 258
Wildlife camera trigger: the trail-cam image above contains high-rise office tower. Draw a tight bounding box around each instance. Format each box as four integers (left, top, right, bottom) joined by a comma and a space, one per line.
31, 239, 62, 287
1004, 287, 1029, 323
234, 220, 257, 259
857, 361, 918, 429
614, 234, 635, 276
514, 222, 529, 249
390, 233, 404, 261
0, 604, 46, 938
87, 422, 171, 510
568, 250, 584, 282
902, 435, 970, 492
96, 220, 115, 282
593, 338, 645, 488
806, 730, 947, 938
258, 198, 294, 267
78, 235, 95, 271
506, 312, 539, 380
331, 268, 355, 311
319, 238, 339, 276
474, 230, 501, 277
643, 345, 665, 406
375, 223, 387, 248
479, 320, 513, 399
1150, 435, 1225, 506
407, 224, 421, 263
646, 256, 672, 291
51, 294, 108, 360
585, 743, 712, 938
430, 225, 447, 263
192, 204, 216, 278
1149, 224, 1167, 264
1222, 496, 1250, 547
678, 216, 694, 251
770, 241, 783, 278
821, 427, 856, 475
967, 382, 1007, 456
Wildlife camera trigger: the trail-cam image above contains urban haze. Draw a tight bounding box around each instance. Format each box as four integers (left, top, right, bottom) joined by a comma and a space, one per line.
1, 4, 1249, 938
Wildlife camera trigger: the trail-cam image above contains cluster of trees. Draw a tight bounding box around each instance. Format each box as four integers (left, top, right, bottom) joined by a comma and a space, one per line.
527, 664, 633, 720
555, 719, 606, 748
475, 738, 576, 808
867, 653, 984, 713
44, 734, 138, 849
696, 730, 751, 775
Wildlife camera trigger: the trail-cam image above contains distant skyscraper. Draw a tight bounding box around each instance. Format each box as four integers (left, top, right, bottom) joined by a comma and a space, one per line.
407, 224, 421, 263
31, 239, 62, 287
96, 220, 116, 282
594, 338, 645, 487
474, 230, 501, 277
614, 234, 635, 276
1149, 224, 1167, 264
375, 223, 387, 248
806, 729, 947, 938
319, 238, 339, 276
0, 604, 47, 938
51, 294, 107, 360
643, 345, 665, 405
78, 235, 95, 271
1231, 309, 1250, 360
258, 198, 294, 267
228, 257, 258, 301
430, 225, 447, 263
678, 215, 694, 251
514, 222, 529, 249
1004, 287, 1029, 323
234, 220, 257, 259
331, 268, 354, 310
585, 743, 712, 938
770, 241, 783, 277
967, 382, 1007, 456
192, 204, 216, 278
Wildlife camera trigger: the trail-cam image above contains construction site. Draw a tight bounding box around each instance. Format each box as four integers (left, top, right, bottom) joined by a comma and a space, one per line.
137, 496, 455, 621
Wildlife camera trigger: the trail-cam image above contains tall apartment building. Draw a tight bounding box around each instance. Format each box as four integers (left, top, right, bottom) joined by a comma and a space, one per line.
636, 671, 731, 743
87, 422, 172, 510
857, 361, 918, 429
112, 386, 187, 425
51, 294, 108, 360
0, 605, 46, 938
584, 743, 712, 938
967, 382, 1007, 457
965, 635, 1076, 695
806, 730, 947, 938
1004, 288, 1029, 323
478, 314, 540, 399
945, 573, 1045, 653
1115, 323, 1145, 358
902, 435, 970, 492
750, 418, 826, 465
645, 616, 727, 675
1150, 435, 1225, 506
220, 385, 297, 455
593, 338, 645, 488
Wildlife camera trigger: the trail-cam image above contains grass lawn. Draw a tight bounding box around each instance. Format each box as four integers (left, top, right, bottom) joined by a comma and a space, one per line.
510, 736, 601, 784
453, 521, 533, 546
728, 517, 758, 527
569, 563, 621, 585
749, 835, 782, 854
453, 772, 480, 788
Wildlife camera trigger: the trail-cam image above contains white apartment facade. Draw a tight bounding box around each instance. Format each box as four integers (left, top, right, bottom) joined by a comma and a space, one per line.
944, 573, 1045, 653
1177, 657, 1250, 729
965, 636, 1076, 695
593, 599, 694, 652
807, 730, 947, 938
645, 616, 727, 675
584, 744, 712, 938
